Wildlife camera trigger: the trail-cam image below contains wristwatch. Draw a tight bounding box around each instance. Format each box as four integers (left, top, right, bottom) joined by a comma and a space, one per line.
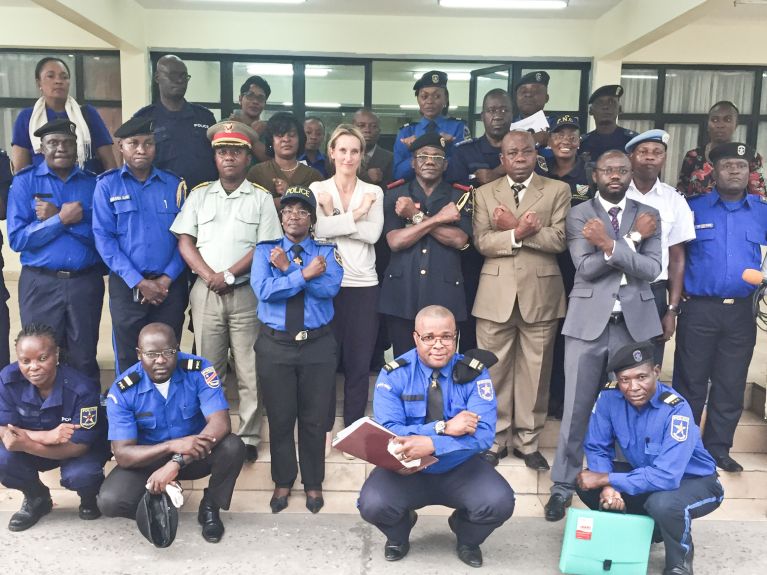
435, 420, 447, 435
627, 231, 642, 244
667, 303, 681, 316
223, 270, 236, 285
171, 453, 186, 469
410, 211, 425, 225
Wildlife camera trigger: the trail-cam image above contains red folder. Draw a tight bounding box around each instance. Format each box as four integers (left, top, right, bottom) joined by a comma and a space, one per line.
332, 417, 438, 475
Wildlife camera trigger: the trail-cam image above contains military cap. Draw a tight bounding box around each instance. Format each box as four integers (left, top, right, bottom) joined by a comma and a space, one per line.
33, 119, 77, 139
409, 132, 447, 153
625, 129, 670, 154
515, 71, 550, 92
280, 185, 316, 211
588, 84, 624, 105
206, 120, 258, 149
607, 341, 656, 375
550, 114, 580, 133
413, 70, 448, 94
709, 142, 756, 164
135, 491, 178, 548
114, 117, 154, 139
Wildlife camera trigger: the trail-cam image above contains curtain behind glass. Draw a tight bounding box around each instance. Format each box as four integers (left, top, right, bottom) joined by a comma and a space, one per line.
664, 70, 754, 114
620, 70, 657, 114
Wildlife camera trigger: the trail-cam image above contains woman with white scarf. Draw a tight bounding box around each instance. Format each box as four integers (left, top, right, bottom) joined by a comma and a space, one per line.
11, 57, 117, 174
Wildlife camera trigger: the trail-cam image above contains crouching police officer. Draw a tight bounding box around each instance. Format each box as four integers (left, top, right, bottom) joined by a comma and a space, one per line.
576, 341, 724, 575
0, 324, 108, 531
358, 305, 515, 569
97, 322, 245, 543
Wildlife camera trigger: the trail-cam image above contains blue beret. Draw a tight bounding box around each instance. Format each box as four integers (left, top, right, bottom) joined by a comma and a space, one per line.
625, 129, 670, 153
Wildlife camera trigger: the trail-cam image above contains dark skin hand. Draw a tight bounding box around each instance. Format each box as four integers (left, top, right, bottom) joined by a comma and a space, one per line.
178, 234, 254, 296
660, 243, 686, 342
444, 410, 481, 436
387, 199, 466, 251
492, 205, 542, 240
1, 424, 88, 460
473, 166, 506, 186
633, 212, 657, 239
583, 218, 614, 256
577, 470, 626, 511
137, 276, 172, 306
391, 435, 435, 462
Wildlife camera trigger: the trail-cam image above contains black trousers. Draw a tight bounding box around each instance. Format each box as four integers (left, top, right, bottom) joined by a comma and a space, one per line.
576, 462, 723, 571
108, 271, 189, 375
256, 329, 336, 490
358, 455, 515, 547
19, 266, 104, 380
650, 280, 668, 366
458, 246, 483, 354
328, 286, 379, 429
0, 293, 9, 370
386, 315, 417, 359
672, 296, 756, 456
97, 433, 245, 518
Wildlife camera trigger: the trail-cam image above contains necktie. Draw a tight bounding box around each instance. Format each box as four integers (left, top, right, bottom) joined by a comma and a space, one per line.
426, 369, 444, 422
608, 206, 621, 238
425, 120, 438, 133
511, 183, 525, 208
285, 245, 305, 335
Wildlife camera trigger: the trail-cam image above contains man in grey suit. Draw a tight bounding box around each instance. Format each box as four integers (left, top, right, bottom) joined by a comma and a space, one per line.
544, 150, 663, 521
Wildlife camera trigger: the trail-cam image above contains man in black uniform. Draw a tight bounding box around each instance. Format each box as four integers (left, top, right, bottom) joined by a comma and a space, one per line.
379, 133, 472, 358
579, 85, 637, 164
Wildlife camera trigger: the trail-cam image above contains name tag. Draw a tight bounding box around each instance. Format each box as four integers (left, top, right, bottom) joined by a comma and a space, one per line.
109, 195, 131, 203
694, 223, 714, 230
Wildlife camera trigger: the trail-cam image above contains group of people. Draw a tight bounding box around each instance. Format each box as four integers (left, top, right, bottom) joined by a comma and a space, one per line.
0, 54, 764, 574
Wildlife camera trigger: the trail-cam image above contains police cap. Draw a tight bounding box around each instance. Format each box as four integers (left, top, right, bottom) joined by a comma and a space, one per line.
709, 142, 756, 164
206, 120, 258, 149
588, 84, 624, 105
114, 117, 154, 139
33, 119, 77, 139
607, 341, 656, 375
135, 491, 178, 548
515, 71, 550, 92
413, 70, 448, 94
550, 114, 580, 133
625, 129, 670, 154
280, 185, 316, 212
409, 132, 447, 153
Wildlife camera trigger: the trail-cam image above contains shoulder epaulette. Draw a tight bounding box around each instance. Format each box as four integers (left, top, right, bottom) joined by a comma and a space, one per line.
82, 169, 97, 177
314, 238, 337, 247
448, 116, 464, 122
117, 371, 141, 392
382, 358, 410, 373
180, 358, 203, 371
399, 122, 415, 130
176, 179, 187, 207
96, 167, 119, 180
623, 128, 639, 137
257, 239, 281, 246
250, 182, 271, 195
191, 181, 212, 192
660, 391, 683, 406
455, 138, 474, 147
580, 132, 592, 141
603, 380, 618, 390
15, 165, 34, 176
387, 178, 407, 190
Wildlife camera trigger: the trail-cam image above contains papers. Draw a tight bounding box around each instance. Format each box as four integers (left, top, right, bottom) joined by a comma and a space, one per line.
509, 110, 550, 134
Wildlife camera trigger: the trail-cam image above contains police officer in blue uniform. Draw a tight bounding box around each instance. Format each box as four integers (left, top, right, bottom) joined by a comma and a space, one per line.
0, 149, 12, 368
393, 70, 469, 181
0, 324, 108, 531
673, 142, 767, 474
577, 341, 724, 575
251, 186, 343, 514
7, 119, 104, 381
358, 305, 515, 568
133, 55, 217, 190
93, 117, 189, 376
98, 322, 245, 543
579, 85, 638, 164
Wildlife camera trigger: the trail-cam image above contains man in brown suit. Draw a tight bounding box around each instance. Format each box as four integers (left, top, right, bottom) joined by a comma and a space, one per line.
473, 130, 570, 470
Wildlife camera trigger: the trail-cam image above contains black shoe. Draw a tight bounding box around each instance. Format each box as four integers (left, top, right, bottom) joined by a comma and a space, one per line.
663, 543, 693, 575
479, 446, 508, 467
245, 445, 258, 463
198, 491, 225, 543
544, 493, 569, 522
457, 544, 483, 568
78, 495, 101, 520
713, 454, 743, 473
512, 449, 550, 471
8, 491, 53, 532
384, 541, 410, 561
270, 488, 291, 514
305, 491, 324, 514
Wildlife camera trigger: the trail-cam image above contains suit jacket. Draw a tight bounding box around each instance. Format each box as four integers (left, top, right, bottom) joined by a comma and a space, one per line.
472, 173, 571, 324
363, 145, 394, 188
562, 196, 662, 342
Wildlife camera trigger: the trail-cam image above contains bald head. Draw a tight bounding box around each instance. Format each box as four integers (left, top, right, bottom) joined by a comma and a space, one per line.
415, 305, 455, 331
413, 306, 457, 369
137, 323, 179, 383
138, 322, 177, 349
155, 55, 189, 103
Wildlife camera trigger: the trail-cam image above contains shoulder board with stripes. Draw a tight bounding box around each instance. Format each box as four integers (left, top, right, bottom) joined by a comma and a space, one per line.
602, 380, 618, 390
250, 182, 272, 195
176, 179, 187, 207
180, 358, 203, 371
117, 371, 141, 392
191, 181, 213, 192
382, 358, 410, 373
660, 391, 682, 406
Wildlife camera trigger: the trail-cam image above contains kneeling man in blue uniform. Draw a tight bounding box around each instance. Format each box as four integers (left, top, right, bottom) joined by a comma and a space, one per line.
98, 322, 245, 543
576, 341, 724, 575
358, 305, 515, 568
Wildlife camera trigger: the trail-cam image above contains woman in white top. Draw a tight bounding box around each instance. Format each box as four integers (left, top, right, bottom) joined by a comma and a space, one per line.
311, 124, 384, 452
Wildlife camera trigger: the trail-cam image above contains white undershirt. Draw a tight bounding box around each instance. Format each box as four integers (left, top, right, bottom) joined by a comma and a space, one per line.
154, 379, 170, 399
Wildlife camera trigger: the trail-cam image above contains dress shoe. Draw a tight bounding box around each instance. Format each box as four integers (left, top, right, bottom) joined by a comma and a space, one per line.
198, 491, 225, 543
305, 491, 324, 514
479, 446, 508, 467
457, 544, 483, 568
713, 454, 743, 473
544, 493, 570, 522
269, 488, 291, 514
78, 495, 101, 520
512, 449, 550, 471
8, 490, 53, 532
384, 541, 410, 561
245, 445, 259, 463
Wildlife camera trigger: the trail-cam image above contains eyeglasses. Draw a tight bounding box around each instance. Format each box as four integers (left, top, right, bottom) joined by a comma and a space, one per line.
242, 92, 267, 103
215, 148, 247, 158
414, 331, 458, 345
482, 107, 510, 117
415, 154, 446, 164
594, 167, 631, 176
550, 132, 579, 142
161, 72, 191, 82
138, 348, 178, 360
280, 208, 311, 219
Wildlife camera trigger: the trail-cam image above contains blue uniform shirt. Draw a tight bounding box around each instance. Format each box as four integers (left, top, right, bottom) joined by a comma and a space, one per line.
0, 364, 105, 448
685, 189, 767, 298
444, 135, 501, 187
251, 236, 344, 331
393, 116, 469, 181
298, 151, 328, 178
93, 165, 186, 288
7, 163, 101, 270
584, 382, 717, 496
373, 349, 496, 474
133, 102, 217, 190
106, 352, 228, 445
579, 126, 638, 163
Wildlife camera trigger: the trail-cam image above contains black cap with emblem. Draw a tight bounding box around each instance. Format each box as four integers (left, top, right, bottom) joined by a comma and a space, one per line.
515, 71, 550, 92
413, 70, 448, 94
135, 491, 178, 548
114, 117, 154, 139
607, 340, 656, 375
588, 84, 624, 105
409, 132, 447, 153
550, 114, 580, 133
709, 141, 756, 164
33, 118, 77, 139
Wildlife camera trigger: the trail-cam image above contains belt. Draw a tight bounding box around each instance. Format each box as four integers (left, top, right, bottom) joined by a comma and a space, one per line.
232, 281, 251, 290
25, 265, 98, 279
607, 312, 624, 325
688, 295, 750, 305
261, 324, 332, 342
650, 280, 668, 289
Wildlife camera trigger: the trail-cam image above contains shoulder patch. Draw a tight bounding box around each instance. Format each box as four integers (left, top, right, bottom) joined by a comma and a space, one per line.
382, 358, 410, 373
603, 380, 618, 390
117, 371, 141, 392
180, 358, 203, 371
191, 181, 213, 192
455, 138, 474, 147
333, 247, 343, 267
176, 179, 187, 207
660, 391, 683, 406
670, 414, 689, 442
201, 365, 221, 388
537, 155, 548, 172
79, 406, 98, 429
96, 167, 119, 180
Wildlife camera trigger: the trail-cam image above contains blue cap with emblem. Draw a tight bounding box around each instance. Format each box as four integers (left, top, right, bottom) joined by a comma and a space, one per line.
625, 129, 670, 154
550, 114, 580, 133
280, 185, 316, 211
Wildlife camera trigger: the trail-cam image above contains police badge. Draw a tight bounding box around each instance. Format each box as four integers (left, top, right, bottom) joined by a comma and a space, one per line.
79, 406, 98, 429
670, 414, 689, 442
476, 379, 494, 401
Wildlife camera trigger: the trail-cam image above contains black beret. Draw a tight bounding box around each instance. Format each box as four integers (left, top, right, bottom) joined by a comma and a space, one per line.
114, 117, 154, 139
135, 491, 178, 548
515, 71, 550, 92
33, 119, 77, 139
550, 114, 580, 133
413, 70, 448, 94
280, 185, 316, 211
607, 341, 656, 375
409, 132, 447, 153
588, 84, 624, 104
709, 142, 756, 164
